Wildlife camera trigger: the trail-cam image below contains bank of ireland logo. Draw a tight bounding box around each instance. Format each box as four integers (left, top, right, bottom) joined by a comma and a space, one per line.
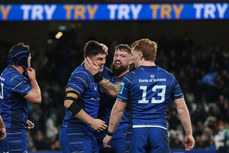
150, 75, 155, 79
119, 82, 124, 94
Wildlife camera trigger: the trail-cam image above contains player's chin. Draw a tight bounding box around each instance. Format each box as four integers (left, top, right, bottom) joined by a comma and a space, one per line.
98, 67, 104, 72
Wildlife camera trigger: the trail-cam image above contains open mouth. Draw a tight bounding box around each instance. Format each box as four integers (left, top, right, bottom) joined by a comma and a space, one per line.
115, 61, 121, 65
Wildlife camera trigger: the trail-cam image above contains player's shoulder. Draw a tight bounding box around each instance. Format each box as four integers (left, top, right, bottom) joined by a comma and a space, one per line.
122, 70, 136, 82
72, 65, 90, 75
2, 66, 27, 82
70, 64, 91, 80
156, 66, 175, 78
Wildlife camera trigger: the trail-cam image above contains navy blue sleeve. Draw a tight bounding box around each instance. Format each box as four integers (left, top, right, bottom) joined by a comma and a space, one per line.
171, 77, 184, 100
116, 76, 131, 103
10, 75, 32, 96
67, 71, 90, 95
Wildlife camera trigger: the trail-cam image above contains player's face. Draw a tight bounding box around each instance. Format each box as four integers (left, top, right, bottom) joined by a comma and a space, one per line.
111, 49, 131, 75
131, 49, 140, 68
112, 49, 130, 70
90, 53, 106, 72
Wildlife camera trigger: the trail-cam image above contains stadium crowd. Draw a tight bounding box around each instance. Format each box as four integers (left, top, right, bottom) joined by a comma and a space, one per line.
0, 33, 228, 152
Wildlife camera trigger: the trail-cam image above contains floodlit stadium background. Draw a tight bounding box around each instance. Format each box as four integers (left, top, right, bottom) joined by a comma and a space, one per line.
0, 0, 229, 153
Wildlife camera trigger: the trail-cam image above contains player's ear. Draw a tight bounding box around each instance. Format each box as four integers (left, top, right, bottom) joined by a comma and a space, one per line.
139, 52, 143, 60
128, 56, 134, 65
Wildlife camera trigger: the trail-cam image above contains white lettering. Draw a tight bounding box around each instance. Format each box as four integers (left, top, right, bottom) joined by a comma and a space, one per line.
130, 4, 142, 19
107, 5, 118, 20
193, 4, 204, 19
204, 4, 215, 19
217, 3, 228, 18
118, 4, 129, 19
21, 5, 31, 20
32, 5, 43, 20
44, 5, 56, 20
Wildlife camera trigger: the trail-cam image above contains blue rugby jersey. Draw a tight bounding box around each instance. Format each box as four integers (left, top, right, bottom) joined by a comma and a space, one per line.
62, 64, 100, 132
117, 66, 184, 130
99, 66, 129, 129
0, 66, 32, 129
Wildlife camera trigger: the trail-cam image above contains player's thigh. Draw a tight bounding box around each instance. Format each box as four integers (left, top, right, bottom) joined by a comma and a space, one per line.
59, 127, 72, 153
129, 128, 148, 153
0, 129, 28, 153
0, 135, 10, 152
110, 127, 128, 153
59, 127, 96, 153
148, 128, 170, 153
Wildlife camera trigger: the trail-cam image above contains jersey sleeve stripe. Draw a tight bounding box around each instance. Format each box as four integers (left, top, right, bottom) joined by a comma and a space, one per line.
68, 87, 81, 95
72, 76, 89, 88
117, 95, 128, 100
124, 77, 132, 83
10, 75, 20, 81
11, 81, 23, 90
174, 85, 179, 88
21, 86, 31, 93
68, 83, 84, 93
75, 71, 90, 80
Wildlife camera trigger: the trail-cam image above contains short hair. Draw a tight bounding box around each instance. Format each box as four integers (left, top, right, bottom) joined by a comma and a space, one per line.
84, 40, 106, 58
114, 44, 131, 54
131, 39, 158, 61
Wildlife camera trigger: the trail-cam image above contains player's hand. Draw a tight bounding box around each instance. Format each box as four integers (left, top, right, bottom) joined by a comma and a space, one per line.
26, 67, 36, 81
89, 119, 107, 132
85, 57, 100, 76
0, 128, 6, 141
103, 135, 112, 149
26, 119, 35, 129
99, 43, 108, 55
184, 134, 195, 151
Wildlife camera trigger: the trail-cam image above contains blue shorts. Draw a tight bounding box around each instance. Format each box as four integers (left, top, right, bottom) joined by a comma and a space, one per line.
59, 127, 99, 153
0, 129, 28, 153
96, 127, 128, 153
128, 127, 170, 153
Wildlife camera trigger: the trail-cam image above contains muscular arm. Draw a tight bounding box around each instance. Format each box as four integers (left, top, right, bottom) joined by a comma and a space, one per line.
174, 97, 195, 151
107, 100, 127, 133
103, 100, 127, 148
99, 80, 121, 97
24, 68, 41, 104
0, 115, 6, 141
64, 88, 107, 132
84, 57, 120, 97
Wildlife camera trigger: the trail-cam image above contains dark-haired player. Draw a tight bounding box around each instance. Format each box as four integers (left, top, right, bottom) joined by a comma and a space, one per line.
59, 40, 108, 153
85, 44, 133, 153
0, 42, 41, 152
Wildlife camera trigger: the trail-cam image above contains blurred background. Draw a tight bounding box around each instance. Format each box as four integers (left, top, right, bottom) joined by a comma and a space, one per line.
0, 0, 228, 153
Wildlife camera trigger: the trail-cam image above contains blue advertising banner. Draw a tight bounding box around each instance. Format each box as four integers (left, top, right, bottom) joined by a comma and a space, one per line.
29, 150, 217, 153
0, 3, 229, 21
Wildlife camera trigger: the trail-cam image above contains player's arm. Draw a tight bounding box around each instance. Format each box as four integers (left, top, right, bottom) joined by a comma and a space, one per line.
64, 88, 107, 132
103, 100, 127, 148
24, 67, 41, 104
85, 57, 120, 97
174, 97, 195, 151
97, 79, 120, 97
0, 115, 6, 141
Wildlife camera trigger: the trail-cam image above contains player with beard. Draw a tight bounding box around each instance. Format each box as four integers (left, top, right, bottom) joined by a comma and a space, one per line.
85, 44, 133, 153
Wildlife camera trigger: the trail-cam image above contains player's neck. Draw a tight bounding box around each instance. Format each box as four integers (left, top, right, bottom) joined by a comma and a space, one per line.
11, 65, 24, 74
140, 60, 156, 67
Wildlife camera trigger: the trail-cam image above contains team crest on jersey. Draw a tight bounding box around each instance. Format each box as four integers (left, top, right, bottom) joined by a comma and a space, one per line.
94, 86, 97, 91
150, 75, 155, 78
119, 82, 124, 94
